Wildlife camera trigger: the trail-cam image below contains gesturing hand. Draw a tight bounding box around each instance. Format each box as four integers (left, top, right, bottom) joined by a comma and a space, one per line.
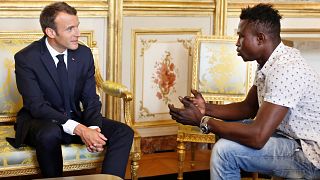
184, 89, 206, 115
74, 124, 107, 153
168, 96, 203, 126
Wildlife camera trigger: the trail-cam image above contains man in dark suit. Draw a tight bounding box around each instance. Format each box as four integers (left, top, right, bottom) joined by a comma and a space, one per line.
12, 2, 133, 178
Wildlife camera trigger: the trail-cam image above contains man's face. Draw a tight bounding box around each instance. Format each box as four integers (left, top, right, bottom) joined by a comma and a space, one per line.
236, 20, 260, 62
50, 12, 80, 52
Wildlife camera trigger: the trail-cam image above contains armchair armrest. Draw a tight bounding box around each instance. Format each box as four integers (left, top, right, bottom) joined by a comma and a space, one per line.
98, 80, 141, 180
101, 80, 132, 101
91, 44, 141, 180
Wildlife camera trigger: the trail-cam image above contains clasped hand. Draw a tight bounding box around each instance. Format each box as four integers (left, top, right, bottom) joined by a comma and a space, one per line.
168, 89, 206, 126
75, 124, 107, 153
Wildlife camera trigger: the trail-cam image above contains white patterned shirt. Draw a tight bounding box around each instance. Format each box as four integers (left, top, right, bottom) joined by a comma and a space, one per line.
254, 42, 320, 169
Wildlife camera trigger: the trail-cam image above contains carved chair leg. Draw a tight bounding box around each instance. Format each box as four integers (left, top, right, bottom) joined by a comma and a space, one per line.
130, 151, 141, 180
177, 140, 186, 180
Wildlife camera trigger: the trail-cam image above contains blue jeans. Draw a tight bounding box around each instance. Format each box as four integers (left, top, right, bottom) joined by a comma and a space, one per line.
210, 120, 320, 179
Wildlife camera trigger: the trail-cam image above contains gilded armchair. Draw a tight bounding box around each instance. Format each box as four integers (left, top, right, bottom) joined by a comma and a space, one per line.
0, 32, 141, 180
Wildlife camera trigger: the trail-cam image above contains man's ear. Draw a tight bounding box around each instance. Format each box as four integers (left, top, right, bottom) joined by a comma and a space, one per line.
257, 32, 266, 45
45, 28, 56, 38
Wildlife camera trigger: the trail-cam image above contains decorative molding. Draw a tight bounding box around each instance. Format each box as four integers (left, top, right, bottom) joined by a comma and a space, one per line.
177, 133, 216, 143
139, 101, 155, 118
282, 28, 320, 34
177, 38, 192, 56
0, 161, 102, 177
177, 125, 216, 143
0, 1, 108, 18
123, 0, 215, 16
134, 120, 177, 128
106, 0, 117, 120
215, 0, 227, 36
281, 28, 320, 40
228, 2, 320, 18
0, 116, 15, 123
140, 39, 157, 57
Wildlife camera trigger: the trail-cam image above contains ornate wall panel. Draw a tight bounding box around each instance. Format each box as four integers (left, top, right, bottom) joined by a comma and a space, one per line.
121, 1, 215, 137
124, 21, 212, 137
132, 29, 200, 136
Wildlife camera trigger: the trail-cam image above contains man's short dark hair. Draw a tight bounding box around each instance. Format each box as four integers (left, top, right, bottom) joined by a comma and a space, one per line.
40, 2, 77, 36
240, 3, 282, 40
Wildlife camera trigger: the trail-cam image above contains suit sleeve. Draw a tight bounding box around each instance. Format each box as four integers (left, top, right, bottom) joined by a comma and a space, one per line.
15, 52, 69, 124
80, 49, 103, 127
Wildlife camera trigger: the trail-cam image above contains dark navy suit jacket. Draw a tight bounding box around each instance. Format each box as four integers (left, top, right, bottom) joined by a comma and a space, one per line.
12, 36, 103, 147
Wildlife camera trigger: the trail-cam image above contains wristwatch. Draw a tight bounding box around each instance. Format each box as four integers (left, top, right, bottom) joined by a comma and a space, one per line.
200, 116, 211, 134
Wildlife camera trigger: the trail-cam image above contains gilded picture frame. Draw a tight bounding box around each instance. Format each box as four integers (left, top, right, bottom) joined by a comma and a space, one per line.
192, 36, 253, 102
0, 31, 94, 123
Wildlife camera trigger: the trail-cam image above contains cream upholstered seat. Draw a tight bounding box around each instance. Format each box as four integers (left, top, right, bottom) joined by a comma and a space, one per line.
0, 126, 104, 174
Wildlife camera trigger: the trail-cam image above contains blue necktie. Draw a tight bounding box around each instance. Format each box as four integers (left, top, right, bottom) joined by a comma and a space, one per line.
56, 54, 71, 117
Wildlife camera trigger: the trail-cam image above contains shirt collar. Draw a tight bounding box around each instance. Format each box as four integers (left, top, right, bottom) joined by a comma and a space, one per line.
259, 42, 285, 76
45, 38, 68, 58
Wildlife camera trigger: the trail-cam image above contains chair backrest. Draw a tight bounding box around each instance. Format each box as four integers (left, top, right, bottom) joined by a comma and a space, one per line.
0, 31, 98, 124
191, 35, 254, 103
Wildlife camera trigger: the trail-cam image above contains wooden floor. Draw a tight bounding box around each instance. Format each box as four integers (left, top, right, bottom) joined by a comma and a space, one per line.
125, 150, 212, 179
124, 150, 271, 180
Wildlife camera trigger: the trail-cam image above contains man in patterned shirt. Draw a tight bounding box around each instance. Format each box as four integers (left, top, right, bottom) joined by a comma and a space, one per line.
169, 3, 320, 179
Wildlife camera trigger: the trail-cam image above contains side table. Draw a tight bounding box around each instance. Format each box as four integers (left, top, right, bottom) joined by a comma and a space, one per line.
176, 124, 216, 180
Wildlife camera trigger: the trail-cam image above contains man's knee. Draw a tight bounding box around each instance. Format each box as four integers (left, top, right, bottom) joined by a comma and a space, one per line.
36, 124, 62, 146
213, 139, 233, 154
211, 139, 240, 162
121, 123, 134, 139
110, 122, 134, 141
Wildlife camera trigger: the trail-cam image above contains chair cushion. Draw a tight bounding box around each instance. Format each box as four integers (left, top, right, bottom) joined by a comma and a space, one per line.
0, 125, 104, 169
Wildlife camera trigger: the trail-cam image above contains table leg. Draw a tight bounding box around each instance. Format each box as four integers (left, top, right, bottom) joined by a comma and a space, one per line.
177, 140, 186, 180
190, 143, 196, 168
